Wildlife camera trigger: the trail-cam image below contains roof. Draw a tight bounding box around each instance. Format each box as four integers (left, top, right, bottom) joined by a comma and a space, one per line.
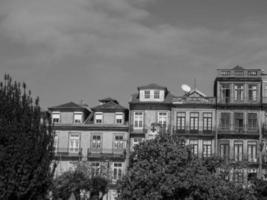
48, 101, 89, 111
184, 89, 207, 98
130, 91, 175, 104
137, 83, 167, 90
232, 65, 244, 70
99, 97, 118, 104
91, 101, 127, 112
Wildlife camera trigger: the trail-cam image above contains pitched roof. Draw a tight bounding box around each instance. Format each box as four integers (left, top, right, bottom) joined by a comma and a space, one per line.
184, 89, 207, 98
137, 83, 167, 90
232, 65, 244, 70
99, 97, 118, 104
91, 101, 127, 112
48, 101, 89, 112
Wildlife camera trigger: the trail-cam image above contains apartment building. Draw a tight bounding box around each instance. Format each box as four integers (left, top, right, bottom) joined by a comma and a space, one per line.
49, 98, 129, 200
129, 83, 174, 150
214, 66, 264, 184
172, 89, 216, 158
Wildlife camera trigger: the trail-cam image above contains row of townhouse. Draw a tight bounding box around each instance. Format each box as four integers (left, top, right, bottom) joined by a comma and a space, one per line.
48, 65, 267, 200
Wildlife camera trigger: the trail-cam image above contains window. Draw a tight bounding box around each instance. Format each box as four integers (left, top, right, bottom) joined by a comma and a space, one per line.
221, 71, 230, 76
234, 141, 243, 162
234, 84, 244, 101
189, 140, 198, 156
248, 113, 257, 129
113, 163, 122, 180
248, 85, 257, 101
233, 170, 244, 184
158, 112, 167, 128
221, 84, 230, 103
74, 112, 82, 124
52, 112, 60, 123
190, 112, 199, 131
92, 135, 102, 150
54, 135, 59, 152
176, 112, 186, 131
134, 112, 143, 128
114, 135, 124, 150
115, 113, 123, 124
91, 162, 100, 176
95, 113, 103, 124
203, 140, 212, 158
234, 113, 244, 132
154, 90, 160, 99
203, 112, 212, 131
69, 134, 80, 153
220, 143, 229, 163
248, 142, 257, 162
220, 113, 230, 129
144, 90, 150, 99
235, 71, 244, 76
248, 71, 257, 76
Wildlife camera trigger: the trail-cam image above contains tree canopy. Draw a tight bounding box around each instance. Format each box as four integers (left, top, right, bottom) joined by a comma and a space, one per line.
117, 134, 255, 200
52, 161, 109, 200
0, 75, 55, 200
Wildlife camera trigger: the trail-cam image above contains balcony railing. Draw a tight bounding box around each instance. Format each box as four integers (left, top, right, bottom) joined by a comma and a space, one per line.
217, 97, 260, 105
173, 126, 214, 135
218, 124, 259, 134
54, 148, 83, 157
172, 97, 215, 104
87, 148, 126, 160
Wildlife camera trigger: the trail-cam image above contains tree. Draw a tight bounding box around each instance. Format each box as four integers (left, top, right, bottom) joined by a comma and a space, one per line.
52, 162, 109, 200
117, 134, 255, 200
0, 75, 55, 200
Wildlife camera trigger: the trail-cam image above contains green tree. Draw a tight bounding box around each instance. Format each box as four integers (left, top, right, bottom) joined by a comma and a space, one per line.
0, 75, 55, 200
52, 162, 109, 200
117, 134, 255, 200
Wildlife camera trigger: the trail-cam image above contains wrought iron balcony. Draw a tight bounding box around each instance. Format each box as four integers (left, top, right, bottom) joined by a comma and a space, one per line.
173, 126, 214, 135
87, 148, 126, 160
218, 124, 259, 135
54, 148, 83, 159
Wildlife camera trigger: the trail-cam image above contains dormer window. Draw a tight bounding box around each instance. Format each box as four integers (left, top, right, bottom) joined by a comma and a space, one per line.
234, 71, 244, 76
115, 113, 123, 124
52, 112, 60, 123
144, 90, 150, 99
154, 90, 160, 99
74, 112, 82, 124
221, 71, 230, 76
248, 71, 257, 76
95, 113, 103, 124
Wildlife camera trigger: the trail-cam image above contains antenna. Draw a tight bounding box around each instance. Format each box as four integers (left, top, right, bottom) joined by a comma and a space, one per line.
181, 84, 191, 93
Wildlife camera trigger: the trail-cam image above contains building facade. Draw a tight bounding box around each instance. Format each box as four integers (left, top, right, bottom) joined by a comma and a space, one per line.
49, 66, 267, 195
49, 98, 129, 200
129, 83, 174, 150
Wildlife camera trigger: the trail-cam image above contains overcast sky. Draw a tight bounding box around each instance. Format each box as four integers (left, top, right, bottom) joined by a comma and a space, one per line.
1, 0, 267, 108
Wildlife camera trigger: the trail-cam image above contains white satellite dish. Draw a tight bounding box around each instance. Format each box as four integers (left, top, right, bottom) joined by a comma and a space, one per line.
181, 84, 191, 93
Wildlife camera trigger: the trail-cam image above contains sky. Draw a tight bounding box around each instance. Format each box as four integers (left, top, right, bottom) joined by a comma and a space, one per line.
1, 0, 267, 108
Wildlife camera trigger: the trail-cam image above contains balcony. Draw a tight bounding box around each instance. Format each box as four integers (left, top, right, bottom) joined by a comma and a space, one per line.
130, 125, 147, 136
217, 97, 260, 105
87, 148, 126, 161
54, 148, 83, 160
218, 124, 259, 135
173, 126, 214, 136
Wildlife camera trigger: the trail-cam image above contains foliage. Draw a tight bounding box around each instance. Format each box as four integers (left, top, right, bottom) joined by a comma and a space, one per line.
52, 163, 109, 200
0, 75, 55, 200
117, 134, 255, 200
250, 178, 267, 200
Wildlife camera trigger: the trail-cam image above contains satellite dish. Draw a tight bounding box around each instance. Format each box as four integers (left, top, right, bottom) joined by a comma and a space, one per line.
181, 84, 191, 93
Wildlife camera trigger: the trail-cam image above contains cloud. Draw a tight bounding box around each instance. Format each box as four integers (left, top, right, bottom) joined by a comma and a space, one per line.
0, 0, 267, 107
